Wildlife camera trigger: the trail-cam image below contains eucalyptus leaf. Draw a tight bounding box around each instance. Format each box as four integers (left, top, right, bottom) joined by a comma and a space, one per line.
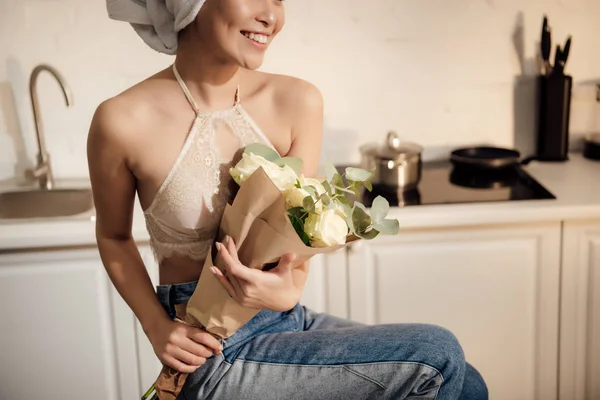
244, 143, 281, 162
332, 174, 344, 193
347, 209, 355, 233
339, 202, 353, 221
302, 196, 316, 213
325, 163, 340, 182
350, 181, 362, 197
333, 185, 355, 195
345, 167, 373, 183
287, 207, 308, 222
355, 228, 380, 240
352, 203, 372, 234
288, 213, 311, 246
319, 193, 331, 206
370, 196, 390, 224
373, 219, 400, 235
275, 157, 303, 175
336, 195, 350, 207
321, 180, 332, 194
363, 179, 373, 192
303, 185, 318, 200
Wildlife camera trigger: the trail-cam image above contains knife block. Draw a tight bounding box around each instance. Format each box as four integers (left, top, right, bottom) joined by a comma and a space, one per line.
535, 72, 573, 161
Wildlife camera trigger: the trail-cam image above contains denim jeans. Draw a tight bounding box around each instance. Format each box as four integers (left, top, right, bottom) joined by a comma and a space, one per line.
157, 281, 488, 400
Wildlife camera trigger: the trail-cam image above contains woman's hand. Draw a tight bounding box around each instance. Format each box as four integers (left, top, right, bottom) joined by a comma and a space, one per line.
211, 236, 301, 312
146, 317, 223, 373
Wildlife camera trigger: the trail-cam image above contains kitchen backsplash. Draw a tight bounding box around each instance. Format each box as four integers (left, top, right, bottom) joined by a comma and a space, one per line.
1, 0, 599, 182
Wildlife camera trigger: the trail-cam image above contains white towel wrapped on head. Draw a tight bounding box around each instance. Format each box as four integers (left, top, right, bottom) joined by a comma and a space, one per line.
106, 0, 206, 55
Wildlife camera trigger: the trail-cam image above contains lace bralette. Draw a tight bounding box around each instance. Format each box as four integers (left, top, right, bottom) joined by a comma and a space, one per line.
143, 63, 274, 264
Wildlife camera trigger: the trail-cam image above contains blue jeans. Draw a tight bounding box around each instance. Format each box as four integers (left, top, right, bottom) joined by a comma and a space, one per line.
157, 281, 488, 400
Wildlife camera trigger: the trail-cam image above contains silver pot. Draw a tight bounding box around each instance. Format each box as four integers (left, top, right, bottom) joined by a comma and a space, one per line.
359, 131, 423, 189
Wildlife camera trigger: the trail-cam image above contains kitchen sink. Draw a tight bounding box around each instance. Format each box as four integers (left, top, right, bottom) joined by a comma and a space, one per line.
0, 188, 94, 219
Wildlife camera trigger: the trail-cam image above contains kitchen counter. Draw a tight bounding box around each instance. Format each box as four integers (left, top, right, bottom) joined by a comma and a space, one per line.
0, 153, 598, 250
393, 152, 600, 229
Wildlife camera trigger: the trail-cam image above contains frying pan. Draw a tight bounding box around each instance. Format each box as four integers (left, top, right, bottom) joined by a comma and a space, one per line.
450, 146, 522, 170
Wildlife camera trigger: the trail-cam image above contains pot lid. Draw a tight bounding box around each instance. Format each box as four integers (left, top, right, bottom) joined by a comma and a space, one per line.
360, 131, 423, 160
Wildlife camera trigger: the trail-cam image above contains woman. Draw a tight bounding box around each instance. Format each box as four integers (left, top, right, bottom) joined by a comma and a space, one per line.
89, 0, 488, 398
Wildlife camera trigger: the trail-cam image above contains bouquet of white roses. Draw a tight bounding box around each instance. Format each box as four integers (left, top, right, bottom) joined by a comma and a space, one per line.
151, 143, 399, 400
229, 143, 399, 247
183, 143, 399, 339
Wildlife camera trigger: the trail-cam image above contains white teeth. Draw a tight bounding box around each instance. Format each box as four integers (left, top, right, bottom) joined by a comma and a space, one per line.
243, 32, 268, 44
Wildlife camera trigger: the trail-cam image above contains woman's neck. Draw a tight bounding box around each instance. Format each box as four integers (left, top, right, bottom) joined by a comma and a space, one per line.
174, 35, 243, 109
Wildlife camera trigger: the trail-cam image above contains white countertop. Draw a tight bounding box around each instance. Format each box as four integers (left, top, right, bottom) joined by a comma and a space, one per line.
392, 153, 600, 229
1, 153, 598, 250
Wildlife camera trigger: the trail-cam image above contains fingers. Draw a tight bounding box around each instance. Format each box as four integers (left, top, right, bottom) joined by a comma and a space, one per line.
273, 253, 298, 273
211, 266, 237, 299
180, 337, 215, 359
224, 236, 239, 262
167, 348, 206, 372
162, 355, 199, 374
187, 328, 223, 353
216, 240, 251, 281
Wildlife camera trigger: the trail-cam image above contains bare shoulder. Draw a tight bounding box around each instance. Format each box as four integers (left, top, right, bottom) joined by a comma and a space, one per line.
88, 70, 169, 156
269, 73, 323, 116
247, 71, 323, 121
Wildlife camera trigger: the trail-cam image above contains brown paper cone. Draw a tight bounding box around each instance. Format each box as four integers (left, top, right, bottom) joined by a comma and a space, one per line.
154, 365, 187, 400
185, 167, 358, 339
154, 167, 360, 399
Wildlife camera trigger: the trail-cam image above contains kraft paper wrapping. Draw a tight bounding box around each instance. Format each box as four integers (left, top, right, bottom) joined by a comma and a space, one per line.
187, 167, 358, 337
153, 167, 358, 399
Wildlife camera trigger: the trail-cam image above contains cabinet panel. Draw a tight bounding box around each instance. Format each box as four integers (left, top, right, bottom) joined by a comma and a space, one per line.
301, 251, 348, 319
0, 248, 120, 400
560, 220, 600, 400
348, 222, 561, 400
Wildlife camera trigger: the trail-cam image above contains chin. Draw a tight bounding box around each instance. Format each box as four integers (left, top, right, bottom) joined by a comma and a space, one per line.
238, 56, 265, 70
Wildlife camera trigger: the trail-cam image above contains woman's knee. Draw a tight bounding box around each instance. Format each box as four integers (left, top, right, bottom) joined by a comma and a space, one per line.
460, 363, 489, 400
415, 324, 466, 370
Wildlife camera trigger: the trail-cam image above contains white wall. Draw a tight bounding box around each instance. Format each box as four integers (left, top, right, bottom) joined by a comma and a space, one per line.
1, 0, 599, 182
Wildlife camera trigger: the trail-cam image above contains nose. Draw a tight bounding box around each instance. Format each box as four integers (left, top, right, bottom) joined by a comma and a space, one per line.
255, 1, 276, 28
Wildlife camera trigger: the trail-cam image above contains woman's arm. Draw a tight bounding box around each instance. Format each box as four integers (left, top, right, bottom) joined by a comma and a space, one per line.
87, 101, 168, 334
211, 79, 324, 311
87, 100, 221, 373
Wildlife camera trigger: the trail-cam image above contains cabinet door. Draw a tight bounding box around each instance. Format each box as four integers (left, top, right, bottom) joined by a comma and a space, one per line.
560, 220, 600, 400
0, 247, 124, 400
347, 222, 561, 400
301, 251, 349, 319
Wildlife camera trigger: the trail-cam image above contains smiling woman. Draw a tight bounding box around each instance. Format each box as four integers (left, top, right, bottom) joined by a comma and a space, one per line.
91, 1, 488, 399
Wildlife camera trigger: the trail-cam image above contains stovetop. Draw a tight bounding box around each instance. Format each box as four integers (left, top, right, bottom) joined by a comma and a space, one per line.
339, 161, 556, 208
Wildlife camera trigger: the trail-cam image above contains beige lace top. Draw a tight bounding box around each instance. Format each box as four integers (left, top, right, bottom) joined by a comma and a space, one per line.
143, 63, 274, 264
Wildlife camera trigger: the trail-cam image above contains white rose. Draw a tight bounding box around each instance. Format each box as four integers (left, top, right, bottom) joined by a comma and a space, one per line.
283, 186, 311, 210
298, 176, 326, 196
285, 175, 328, 212
333, 202, 348, 219
304, 209, 349, 248
230, 153, 298, 191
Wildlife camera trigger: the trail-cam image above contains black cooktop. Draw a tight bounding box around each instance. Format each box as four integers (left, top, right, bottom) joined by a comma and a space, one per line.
338, 161, 556, 208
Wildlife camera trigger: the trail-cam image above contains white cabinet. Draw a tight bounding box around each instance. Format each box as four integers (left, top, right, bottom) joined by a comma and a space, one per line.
559, 220, 600, 400
2, 218, 595, 400
301, 251, 349, 319
0, 243, 159, 400
346, 222, 562, 400
0, 247, 128, 400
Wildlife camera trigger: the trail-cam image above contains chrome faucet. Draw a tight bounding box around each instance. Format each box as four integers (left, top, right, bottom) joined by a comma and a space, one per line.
28, 64, 73, 190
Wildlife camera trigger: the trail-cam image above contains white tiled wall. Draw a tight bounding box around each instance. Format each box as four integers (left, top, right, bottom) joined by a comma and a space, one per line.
1, 0, 599, 182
